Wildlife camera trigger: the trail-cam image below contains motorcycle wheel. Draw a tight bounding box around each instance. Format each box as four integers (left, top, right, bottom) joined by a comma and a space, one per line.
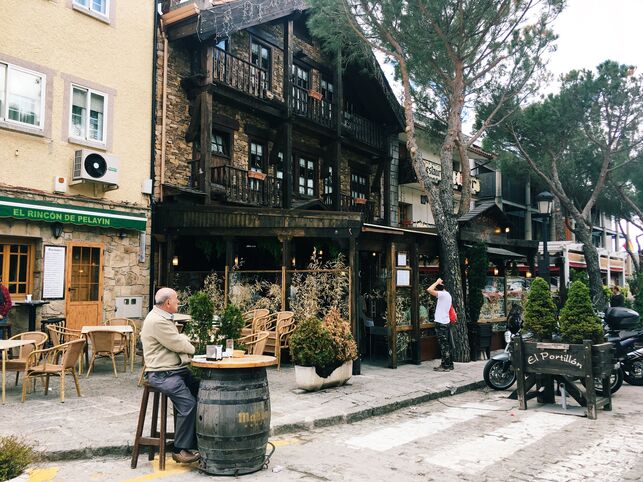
595, 367, 623, 396
623, 360, 643, 386
483, 359, 516, 390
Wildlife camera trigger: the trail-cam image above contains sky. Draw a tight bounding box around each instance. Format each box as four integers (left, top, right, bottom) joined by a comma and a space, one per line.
547, 0, 643, 85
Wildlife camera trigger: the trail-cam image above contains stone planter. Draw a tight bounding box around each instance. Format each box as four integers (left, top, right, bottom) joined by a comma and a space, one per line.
295, 360, 353, 392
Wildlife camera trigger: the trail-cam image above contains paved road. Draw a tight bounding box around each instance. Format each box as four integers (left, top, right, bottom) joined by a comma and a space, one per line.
13, 385, 643, 482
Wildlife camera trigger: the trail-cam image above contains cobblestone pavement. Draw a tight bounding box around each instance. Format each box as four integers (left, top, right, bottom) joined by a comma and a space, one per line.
12, 384, 643, 481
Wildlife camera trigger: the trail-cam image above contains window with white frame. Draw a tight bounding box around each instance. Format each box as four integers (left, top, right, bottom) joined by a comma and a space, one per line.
73, 0, 108, 16
0, 62, 45, 128
70, 85, 106, 143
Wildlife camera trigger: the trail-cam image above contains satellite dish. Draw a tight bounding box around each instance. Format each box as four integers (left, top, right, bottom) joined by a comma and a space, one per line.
84, 153, 107, 178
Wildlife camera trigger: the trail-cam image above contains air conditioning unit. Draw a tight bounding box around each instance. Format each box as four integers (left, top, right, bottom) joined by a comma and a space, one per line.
72, 150, 119, 187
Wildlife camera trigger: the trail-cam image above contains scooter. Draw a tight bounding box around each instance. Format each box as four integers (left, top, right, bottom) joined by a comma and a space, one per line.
483, 304, 522, 390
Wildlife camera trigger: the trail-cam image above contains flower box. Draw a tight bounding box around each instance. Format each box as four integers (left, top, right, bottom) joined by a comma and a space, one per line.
308, 89, 323, 101
354, 197, 368, 205
247, 170, 267, 181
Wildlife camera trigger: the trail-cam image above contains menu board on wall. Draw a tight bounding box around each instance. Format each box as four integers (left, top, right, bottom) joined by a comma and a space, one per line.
43, 245, 66, 299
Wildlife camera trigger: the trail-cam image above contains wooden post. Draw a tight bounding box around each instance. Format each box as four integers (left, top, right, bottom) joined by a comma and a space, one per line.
583, 340, 597, 420
411, 241, 421, 364
513, 336, 527, 410
383, 153, 391, 225
279, 236, 291, 311
199, 45, 213, 201
387, 241, 397, 369
282, 18, 293, 209
332, 48, 342, 210
166, 235, 174, 287
350, 236, 360, 375
224, 265, 229, 308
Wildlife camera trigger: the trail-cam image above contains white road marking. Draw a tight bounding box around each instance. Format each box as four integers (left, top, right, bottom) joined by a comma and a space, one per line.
536, 431, 643, 482
424, 411, 575, 474
345, 403, 497, 452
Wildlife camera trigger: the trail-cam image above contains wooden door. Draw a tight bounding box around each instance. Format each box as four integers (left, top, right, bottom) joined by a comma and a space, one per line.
65, 242, 104, 331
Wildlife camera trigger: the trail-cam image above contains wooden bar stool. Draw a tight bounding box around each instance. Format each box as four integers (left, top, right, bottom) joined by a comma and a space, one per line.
131, 382, 174, 471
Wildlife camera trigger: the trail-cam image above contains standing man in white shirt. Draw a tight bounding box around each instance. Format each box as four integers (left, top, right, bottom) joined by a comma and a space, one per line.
427, 278, 454, 371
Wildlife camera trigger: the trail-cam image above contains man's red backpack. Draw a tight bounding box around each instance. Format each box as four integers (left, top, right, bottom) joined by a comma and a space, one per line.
448, 305, 457, 324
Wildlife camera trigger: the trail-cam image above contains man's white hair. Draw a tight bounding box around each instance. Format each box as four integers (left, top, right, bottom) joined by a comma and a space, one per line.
155, 287, 177, 305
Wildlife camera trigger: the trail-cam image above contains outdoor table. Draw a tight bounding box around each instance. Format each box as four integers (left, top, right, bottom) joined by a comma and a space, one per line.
191, 355, 277, 475
81, 325, 135, 372
0, 339, 34, 403
14, 300, 50, 332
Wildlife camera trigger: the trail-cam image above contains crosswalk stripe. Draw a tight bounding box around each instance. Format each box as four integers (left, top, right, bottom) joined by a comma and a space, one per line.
424, 411, 575, 474
345, 403, 497, 452
536, 431, 643, 481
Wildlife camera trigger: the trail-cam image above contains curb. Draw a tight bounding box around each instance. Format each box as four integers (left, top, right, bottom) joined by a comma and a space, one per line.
37, 380, 486, 462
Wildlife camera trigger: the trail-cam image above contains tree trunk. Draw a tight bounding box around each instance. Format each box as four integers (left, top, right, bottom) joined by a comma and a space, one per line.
574, 225, 607, 309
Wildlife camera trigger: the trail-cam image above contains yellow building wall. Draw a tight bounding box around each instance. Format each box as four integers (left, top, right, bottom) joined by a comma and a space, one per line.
0, 0, 154, 205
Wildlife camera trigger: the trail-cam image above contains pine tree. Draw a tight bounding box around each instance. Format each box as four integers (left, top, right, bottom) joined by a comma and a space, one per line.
559, 281, 604, 344
523, 277, 558, 340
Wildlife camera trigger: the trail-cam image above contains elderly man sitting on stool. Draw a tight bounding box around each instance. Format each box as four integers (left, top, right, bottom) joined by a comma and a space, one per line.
140, 287, 200, 464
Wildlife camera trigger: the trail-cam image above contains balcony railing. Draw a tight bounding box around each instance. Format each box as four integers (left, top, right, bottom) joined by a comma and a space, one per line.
323, 193, 375, 223
291, 85, 334, 128
212, 48, 268, 99
211, 165, 282, 207
342, 111, 384, 149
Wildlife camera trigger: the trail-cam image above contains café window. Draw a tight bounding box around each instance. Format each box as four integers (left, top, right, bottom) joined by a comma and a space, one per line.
0, 239, 34, 297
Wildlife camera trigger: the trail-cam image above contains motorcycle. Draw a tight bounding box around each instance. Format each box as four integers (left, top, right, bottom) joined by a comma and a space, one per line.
603, 306, 643, 387
483, 304, 522, 390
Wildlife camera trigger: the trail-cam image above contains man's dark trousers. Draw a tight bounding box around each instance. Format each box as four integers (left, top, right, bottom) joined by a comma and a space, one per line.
146, 368, 200, 450
435, 323, 454, 369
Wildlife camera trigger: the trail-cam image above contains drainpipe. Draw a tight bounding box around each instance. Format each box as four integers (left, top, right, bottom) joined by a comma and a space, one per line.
149, 2, 160, 311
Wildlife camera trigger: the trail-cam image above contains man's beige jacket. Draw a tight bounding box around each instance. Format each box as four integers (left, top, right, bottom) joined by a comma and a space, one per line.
141, 306, 195, 372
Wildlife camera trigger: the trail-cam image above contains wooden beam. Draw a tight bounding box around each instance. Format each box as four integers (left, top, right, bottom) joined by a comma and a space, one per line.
350, 237, 360, 375
282, 18, 293, 208
199, 45, 214, 201
388, 241, 397, 369
411, 242, 421, 364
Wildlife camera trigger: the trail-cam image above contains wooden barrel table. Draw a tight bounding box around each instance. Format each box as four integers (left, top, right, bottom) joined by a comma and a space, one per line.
191, 355, 277, 476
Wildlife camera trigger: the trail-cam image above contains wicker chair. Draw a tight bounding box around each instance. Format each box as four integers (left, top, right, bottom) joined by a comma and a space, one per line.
5, 331, 48, 386
241, 309, 270, 336
46, 325, 85, 372
260, 311, 294, 367
21, 338, 86, 403
237, 330, 270, 356
86, 329, 128, 377
106, 317, 135, 365
275, 314, 297, 369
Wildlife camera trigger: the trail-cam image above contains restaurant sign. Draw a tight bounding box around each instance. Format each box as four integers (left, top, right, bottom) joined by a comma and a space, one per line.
0, 196, 147, 231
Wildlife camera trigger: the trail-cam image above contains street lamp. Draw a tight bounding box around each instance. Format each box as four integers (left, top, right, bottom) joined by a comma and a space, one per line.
536, 191, 554, 282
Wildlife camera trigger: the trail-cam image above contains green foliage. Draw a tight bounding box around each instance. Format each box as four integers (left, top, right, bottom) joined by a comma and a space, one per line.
559, 281, 603, 344
466, 242, 488, 324
290, 317, 335, 368
523, 277, 558, 340
186, 291, 215, 354
0, 436, 35, 480
630, 273, 643, 315
217, 304, 245, 344
290, 308, 357, 373
570, 269, 589, 287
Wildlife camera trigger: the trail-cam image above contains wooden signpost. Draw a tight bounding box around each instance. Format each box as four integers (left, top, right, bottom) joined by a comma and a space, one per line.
511, 337, 614, 420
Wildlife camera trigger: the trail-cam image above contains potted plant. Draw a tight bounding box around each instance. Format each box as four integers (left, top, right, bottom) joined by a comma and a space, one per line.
522, 277, 558, 341
186, 291, 215, 355
290, 308, 357, 391
216, 303, 245, 350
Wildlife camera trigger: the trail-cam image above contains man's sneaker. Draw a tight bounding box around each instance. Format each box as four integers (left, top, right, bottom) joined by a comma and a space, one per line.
433, 366, 453, 372
172, 449, 200, 464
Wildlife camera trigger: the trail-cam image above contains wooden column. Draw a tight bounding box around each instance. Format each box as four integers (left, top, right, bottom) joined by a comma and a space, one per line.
387, 241, 397, 369
199, 45, 214, 201
350, 236, 360, 375
280, 235, 292, 310
225, 237, 234, 306
282, 18, 293, 208
411, 241, 421, 364
383, 154, 391, 225
332, 48, 342, 210
166, 235, 175, 287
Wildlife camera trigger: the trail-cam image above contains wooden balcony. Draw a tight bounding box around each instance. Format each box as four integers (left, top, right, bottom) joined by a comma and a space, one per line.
211, 165, 282, 208
342, 111, 385, 150
323, 194, 376, 223
290, 85, 334, 128
212, 48, 269, 99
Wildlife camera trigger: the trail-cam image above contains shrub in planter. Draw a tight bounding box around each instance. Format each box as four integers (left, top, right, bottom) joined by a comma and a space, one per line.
290, 317, 336, 377
217, 303, 245, 346
523, 277, 558, 341
323, 307, 358, 365
187, 291, 215, 354
0, 436, 35, 481
559, 281, 603, 344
